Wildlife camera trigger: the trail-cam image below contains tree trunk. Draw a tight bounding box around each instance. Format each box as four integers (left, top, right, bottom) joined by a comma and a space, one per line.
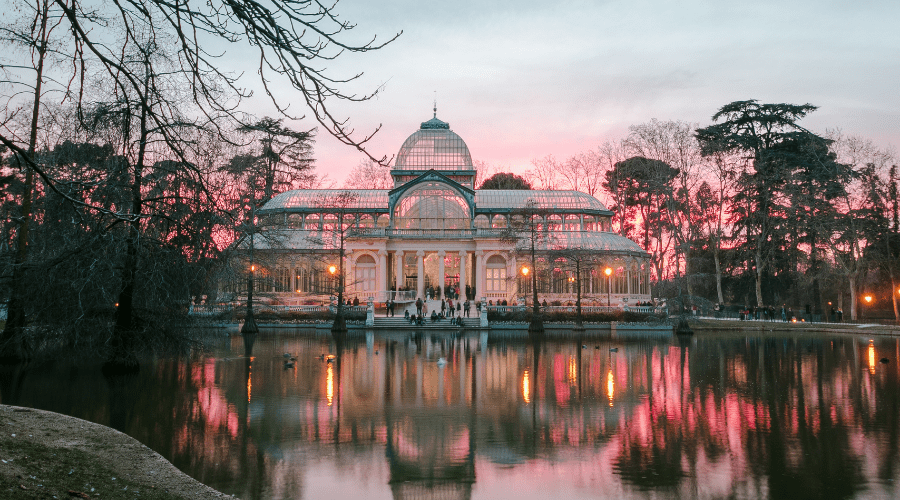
714, 246, 724, 305
0, 3, 49, 361
754, 249, 765, 307
107, 66, 150, 373
848, 273, 858, 321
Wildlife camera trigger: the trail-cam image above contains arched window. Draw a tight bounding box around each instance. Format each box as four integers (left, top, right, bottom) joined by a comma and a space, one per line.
393, 181, 470, 230
486, 254, 507, 293
630, 263, 639, 294
615, 265, 626, 294
551, 258, 568, 294
547, 215, 563, 232
474, 214, 490, 229
564, 215, 579, 231
323, 213, 338, 232
304, 213, 321, 230
274, 267, 291, 292
358, 214, 374, 228
288, 214, 303, 229
355, 254, 377, 293
376, 214, 390, 228
583, 215, 595, 231
343, 213, 355, 230
492, 214, 507, 228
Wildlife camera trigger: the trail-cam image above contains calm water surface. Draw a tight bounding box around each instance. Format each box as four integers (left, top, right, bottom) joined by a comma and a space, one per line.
3, 328, 900, 500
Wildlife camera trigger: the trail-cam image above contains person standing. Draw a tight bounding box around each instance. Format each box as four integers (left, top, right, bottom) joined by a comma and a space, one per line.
464, 300, 470, 317
441, 299, 447, 316
416, 297, 423, 316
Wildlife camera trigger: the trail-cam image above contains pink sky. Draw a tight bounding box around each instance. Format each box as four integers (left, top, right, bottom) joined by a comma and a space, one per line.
229, 0, 899, 186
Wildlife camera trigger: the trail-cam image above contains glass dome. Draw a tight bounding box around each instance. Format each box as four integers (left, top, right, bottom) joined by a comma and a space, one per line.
394, 116, 474, 171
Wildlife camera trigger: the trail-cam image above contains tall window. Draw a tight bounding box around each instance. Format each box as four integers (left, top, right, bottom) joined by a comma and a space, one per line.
486, 255, 507, 293
355, 254, 377, 292
274, 267, 291, 292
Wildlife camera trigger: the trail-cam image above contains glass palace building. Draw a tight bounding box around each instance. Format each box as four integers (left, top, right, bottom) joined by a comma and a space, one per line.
247, 114, 651, 306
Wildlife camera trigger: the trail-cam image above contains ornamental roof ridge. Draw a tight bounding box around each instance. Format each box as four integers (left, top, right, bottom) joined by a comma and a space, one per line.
420, 116, 449, 129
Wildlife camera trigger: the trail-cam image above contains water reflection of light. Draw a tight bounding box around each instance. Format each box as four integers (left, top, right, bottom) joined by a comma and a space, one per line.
869, 340, 877, 375
607, 369, 614, 406
568, 356, 577, 384
247, 363, 252, 402
327, 363, 334, 406
523, 370, 531, 403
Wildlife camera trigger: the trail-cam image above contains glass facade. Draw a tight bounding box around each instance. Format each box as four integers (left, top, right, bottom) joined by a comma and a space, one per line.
394, 182, 470, 230
241, 114, 652, 306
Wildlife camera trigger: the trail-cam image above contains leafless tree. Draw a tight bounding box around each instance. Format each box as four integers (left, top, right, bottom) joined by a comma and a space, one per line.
624, 119, 703, 293
343, 158, 393, 190
504, 199, 557, 334
526, 155, 561, 191
0, 0, 396, 363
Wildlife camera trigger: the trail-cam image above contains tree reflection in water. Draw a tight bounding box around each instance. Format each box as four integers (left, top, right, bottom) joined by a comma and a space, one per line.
2, 331, 900, 499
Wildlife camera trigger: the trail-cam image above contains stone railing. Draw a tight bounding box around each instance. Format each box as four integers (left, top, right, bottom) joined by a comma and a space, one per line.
347, 227, 508, 239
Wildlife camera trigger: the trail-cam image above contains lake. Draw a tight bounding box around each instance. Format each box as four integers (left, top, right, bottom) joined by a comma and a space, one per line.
3, 327, 900, 500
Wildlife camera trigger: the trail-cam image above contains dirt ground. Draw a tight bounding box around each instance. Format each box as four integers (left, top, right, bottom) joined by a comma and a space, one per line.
0, 405, 229, 499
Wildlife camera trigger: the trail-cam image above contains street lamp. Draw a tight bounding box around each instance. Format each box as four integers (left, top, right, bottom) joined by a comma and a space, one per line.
241, 262, 259, 334
330, 263, 346, 332
863, 294, 873, 321
604, 267, 613, 308
521, 265, 529, 303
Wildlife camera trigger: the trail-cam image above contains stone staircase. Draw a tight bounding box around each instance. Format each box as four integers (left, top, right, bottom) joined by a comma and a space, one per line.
375, 299, 481, 329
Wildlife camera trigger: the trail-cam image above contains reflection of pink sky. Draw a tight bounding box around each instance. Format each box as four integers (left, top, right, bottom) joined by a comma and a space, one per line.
170, 337, 900, 499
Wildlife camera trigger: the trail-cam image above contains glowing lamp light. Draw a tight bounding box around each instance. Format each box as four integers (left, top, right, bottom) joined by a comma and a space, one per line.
864, 295, 873, 304
606, 369, 614, 407
869, 340, 877, 374
329, 265, 337, 275
604, 267, 613, 277
250, 264, 256, 272
522, 370, 531, 403
521, 266, 530, 276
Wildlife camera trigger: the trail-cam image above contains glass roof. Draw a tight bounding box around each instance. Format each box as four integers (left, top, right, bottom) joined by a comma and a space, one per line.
262, 188, 611, 213
475, 190, 609, 211
521, 231, 647, 255
394, 116, 474, 171
261, 190, 389, 212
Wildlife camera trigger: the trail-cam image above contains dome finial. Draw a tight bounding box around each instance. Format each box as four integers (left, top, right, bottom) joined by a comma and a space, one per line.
433, 91, 437, 118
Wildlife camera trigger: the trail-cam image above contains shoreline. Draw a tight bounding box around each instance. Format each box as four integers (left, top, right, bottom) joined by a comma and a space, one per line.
0, 405, 229, 499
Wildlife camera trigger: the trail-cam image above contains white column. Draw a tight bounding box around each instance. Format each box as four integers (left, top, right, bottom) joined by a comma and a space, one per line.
474, 250, 484, 301
290, 261, 296, 293
395, 250, 404, 293
458, 250, 467, 299
347, 252, 355, 297
438, 250, 446, 296
416, 250, 425, 299
510, 255, 517, 298
377, 250, 387, 295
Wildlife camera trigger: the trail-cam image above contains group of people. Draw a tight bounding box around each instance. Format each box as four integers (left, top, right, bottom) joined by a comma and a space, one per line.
404, 307, 464, 326
417, 284, 477, 301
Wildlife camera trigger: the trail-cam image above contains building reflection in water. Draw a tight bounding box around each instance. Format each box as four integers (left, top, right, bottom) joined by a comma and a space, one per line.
5, 330, 900, 499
